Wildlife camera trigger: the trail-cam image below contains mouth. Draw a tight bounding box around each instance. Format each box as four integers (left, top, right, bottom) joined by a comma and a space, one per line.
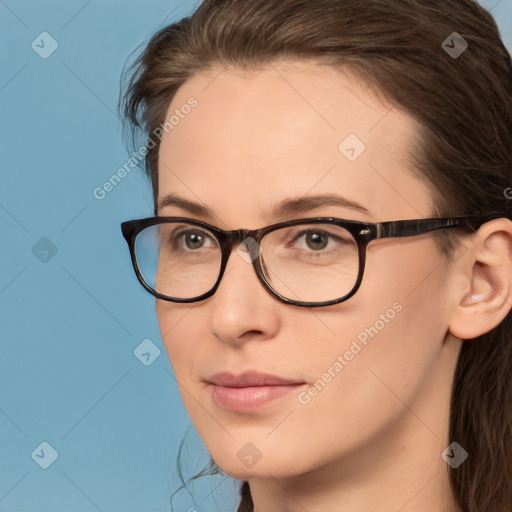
205, 371, 306, 412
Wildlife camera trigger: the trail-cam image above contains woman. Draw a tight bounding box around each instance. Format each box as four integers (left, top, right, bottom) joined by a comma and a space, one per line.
119, 0, 512, 510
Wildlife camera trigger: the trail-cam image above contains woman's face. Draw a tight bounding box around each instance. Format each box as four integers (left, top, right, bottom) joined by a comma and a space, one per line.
155, 61, 460, 481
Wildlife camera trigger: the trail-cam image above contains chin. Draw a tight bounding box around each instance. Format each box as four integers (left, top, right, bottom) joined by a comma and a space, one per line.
205, 440, 315, 481
215, 458, 297, 481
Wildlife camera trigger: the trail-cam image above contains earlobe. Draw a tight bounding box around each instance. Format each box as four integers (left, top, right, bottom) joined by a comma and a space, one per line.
448, 218, 512, 340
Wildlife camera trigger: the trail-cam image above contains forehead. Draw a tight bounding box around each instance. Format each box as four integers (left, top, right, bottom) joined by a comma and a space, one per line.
157, 60, 432, 226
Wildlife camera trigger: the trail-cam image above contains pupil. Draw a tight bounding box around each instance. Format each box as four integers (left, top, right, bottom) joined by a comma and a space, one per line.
307, 232, 327, 250
186, 232, 204, 249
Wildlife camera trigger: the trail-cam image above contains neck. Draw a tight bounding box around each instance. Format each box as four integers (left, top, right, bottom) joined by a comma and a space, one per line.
248, 341, 463, 512
249, 423, 461, 512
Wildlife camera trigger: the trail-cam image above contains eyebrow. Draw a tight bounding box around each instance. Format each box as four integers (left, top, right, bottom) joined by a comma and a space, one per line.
157, 192, 372, 220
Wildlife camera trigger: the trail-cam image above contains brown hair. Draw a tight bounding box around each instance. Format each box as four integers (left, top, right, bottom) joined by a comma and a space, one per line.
119, 1, 512, 510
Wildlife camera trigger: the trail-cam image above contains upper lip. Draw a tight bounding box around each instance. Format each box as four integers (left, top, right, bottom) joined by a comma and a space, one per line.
206, 371, 304, 388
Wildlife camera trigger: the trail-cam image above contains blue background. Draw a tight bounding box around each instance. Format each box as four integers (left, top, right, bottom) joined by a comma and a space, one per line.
1, 1, 511, 511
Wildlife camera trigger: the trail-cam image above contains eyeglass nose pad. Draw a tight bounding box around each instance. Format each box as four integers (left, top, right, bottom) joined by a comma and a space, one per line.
234, 234, 264, 265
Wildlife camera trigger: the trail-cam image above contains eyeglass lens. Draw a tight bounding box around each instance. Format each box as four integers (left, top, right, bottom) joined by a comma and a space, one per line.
134, 221, 359, 303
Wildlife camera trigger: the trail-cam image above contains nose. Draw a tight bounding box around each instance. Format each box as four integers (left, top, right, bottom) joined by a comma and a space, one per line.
208, 240, 281, 345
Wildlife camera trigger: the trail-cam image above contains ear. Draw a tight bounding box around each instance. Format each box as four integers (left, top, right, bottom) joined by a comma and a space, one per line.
448, 218, 512, 340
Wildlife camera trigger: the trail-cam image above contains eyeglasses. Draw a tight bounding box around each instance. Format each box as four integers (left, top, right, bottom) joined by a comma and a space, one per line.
120, 215, 485, 308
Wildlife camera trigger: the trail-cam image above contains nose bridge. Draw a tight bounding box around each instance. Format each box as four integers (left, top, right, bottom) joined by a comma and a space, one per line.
225, 228, 259, 251
213, 227, 267, 300
220, 227, 264, 278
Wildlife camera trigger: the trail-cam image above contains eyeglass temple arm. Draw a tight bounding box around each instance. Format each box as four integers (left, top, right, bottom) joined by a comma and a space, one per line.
369, 216, 486, 240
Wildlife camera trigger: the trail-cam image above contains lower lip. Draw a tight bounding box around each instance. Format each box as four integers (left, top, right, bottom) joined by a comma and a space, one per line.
209, 384, 305, 411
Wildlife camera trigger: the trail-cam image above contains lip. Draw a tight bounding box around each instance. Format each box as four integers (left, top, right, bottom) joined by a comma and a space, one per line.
206, 370, 304, 387
206, 371, 306, 412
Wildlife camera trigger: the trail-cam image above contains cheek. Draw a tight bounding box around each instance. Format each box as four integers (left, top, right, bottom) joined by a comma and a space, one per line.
155, 300, 202, 372
354, 239, 449, 378
299, 243, 448, 425
283, 297, 444, 472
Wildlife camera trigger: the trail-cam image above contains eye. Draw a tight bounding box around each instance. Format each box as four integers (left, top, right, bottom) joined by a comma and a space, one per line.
287, 228, 351, 252
169, 228, 218, 251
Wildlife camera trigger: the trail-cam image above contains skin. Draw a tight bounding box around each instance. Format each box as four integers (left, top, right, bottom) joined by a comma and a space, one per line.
154, 60, 512, 512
